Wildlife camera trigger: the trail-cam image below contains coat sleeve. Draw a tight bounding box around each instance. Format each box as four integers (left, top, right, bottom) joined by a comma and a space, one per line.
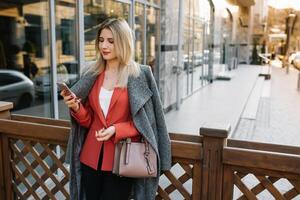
70, 100, 93, 128
113, 119, 140, 143
144, 66, 172, 171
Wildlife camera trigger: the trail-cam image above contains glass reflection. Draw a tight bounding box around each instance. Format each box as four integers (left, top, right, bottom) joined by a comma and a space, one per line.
84, 0, 130, 62
146, 6, 160, 73
56, 0, 79, 119
147, 0, 160, 6
182, 0, 211, 97
135, 3, 145, 64
0, 1, 51, 117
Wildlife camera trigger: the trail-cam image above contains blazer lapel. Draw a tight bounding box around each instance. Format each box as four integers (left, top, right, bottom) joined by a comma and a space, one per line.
127, 72, 153, 117
107, 88, 123, 114
92, 72, 107, 127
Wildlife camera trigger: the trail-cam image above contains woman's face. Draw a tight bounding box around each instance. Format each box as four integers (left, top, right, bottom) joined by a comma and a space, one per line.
98, 28, 117, 61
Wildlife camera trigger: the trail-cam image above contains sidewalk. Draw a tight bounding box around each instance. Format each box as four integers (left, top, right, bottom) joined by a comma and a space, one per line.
165, 64, 263, 135
233, 66, 300, 147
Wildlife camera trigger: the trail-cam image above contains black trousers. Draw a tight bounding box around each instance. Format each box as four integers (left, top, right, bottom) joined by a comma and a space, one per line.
81, 150, 133, 200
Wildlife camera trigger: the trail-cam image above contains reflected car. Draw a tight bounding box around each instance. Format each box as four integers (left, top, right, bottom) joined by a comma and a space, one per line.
183, 53, 203, 73
34, 64, 79, 98
291, 52, 300, 71
193, 53, 203, 66
0, 70, 34, 109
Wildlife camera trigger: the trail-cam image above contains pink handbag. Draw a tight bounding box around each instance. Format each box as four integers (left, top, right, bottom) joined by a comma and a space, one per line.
113, 138, 157, 178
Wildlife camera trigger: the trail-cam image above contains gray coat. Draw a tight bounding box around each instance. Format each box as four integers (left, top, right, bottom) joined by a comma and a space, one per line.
66, 65, 172, 200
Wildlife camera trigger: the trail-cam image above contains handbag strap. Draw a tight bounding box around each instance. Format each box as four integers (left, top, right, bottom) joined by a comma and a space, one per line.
125, 138, 131, 165
143, 140, 155, 175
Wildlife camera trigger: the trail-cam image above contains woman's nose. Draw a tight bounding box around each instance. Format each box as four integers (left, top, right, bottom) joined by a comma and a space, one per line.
101, 41, 109, 49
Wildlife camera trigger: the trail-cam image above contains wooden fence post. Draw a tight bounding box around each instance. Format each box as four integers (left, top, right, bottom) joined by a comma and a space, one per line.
200, 123, 230, 200
0, 101, 13, 119
0, 102, 13, 200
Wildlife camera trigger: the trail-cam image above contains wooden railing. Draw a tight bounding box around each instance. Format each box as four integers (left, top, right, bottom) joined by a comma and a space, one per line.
0, 102, 300, 200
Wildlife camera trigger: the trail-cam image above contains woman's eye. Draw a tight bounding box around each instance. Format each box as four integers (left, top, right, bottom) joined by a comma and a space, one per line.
99, 38, 104, 42
108, 39, 114, 44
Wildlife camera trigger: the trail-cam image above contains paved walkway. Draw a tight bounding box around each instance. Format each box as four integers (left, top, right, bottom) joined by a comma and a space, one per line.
233, 66, 300, 147
165, 64, 262, 135
165, 64, 300, 199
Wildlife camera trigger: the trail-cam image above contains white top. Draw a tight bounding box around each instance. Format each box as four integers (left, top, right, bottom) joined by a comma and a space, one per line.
99, 87, 114, 118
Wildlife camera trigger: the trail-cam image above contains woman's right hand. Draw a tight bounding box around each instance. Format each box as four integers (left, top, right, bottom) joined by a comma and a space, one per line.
60, 90, 80, 112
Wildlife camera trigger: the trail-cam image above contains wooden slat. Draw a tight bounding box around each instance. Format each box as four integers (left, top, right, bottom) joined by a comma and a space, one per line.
255, 175, 286, 200
2, 135, 13, 200
289, 180, 300, 193
156, 186, 171, 200
11, 163, 40, 200
283, 188, 300, 199
179, 163, 193, 177
12, 183, 27, 200
172, 157, 198, 165
164, 170, 191, 199
0, 102, 13, 112
228, 139, 300, 155
223, 147, 300, 173
41, 144, 69, 176
0, 119, 70, 143
234, 173, 257, 200
164, 166, 192, 195
11, 114, 70, 128
10, 143, 57, 199
22, 141, 69, 197
222, 165, 234, 200
0, 102, 13, 119
0, 134, 5, 200
10, 140, 51, 183
171, 140, 202, 160
246, 176, 279, 198
192, 163, 201, 200
170, 133, 202, 143
230, 166, 300, 180
229, 166, 300, 200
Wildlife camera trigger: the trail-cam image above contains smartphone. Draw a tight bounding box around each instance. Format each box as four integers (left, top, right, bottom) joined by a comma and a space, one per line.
57, 82, 72, 95
57, 82, 81, 102
56, 82, 81, 102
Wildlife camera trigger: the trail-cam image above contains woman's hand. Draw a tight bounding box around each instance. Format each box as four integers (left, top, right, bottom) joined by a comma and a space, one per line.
95, 126, 116, 141
60, 90, 80, 112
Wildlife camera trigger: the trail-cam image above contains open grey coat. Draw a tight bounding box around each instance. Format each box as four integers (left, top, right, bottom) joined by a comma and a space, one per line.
66, 65, 172, 200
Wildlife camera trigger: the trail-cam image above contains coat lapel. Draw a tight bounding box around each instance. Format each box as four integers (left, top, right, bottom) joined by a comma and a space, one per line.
127, 71, 153, 116
71, 72, 98, 101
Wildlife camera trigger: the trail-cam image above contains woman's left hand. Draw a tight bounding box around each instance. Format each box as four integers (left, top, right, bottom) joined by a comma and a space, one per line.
95, 126, 116, 141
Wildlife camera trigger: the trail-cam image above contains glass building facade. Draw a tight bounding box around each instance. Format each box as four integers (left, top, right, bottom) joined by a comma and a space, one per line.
0, 0, 241, 119
0, 0, 160, 119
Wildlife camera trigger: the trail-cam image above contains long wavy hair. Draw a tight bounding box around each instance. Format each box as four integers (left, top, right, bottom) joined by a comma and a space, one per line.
85, 18, 140, 87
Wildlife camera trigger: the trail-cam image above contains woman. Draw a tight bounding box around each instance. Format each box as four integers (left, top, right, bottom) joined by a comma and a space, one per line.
62, 18, 171, 200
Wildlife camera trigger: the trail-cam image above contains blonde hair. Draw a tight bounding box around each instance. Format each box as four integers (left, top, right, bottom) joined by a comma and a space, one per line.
85, 18, 140, 87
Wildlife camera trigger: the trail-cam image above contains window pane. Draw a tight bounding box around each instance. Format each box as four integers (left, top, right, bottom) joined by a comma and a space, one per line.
0, 1, 52, 115
84, 0, 130, 62
182, 0, 211, 96
192, 0, 205, 92
183, 0, 193, 97
147, 0, 160, 5
146, 6, 160, 73
56, 0, 79, 119
135, 3, 145, 64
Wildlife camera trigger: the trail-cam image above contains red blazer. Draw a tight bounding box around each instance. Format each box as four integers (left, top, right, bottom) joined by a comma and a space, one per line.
71, 72, 140, 171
